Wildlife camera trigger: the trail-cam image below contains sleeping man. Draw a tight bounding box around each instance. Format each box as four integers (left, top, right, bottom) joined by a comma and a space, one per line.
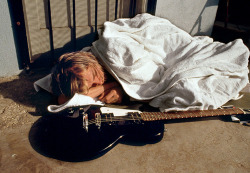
51, 51, 124, 105
36, 13, 249, 112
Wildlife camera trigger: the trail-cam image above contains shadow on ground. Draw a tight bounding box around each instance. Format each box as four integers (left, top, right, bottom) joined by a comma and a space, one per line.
0, 68, 57, 116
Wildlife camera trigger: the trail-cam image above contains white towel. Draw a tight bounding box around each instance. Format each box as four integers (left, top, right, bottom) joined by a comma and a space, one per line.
34, 74, 52, 93
92, 13, 249, 111
47, 93, 104, 113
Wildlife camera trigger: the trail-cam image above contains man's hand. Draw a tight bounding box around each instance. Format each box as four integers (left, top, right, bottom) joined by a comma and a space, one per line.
98, 86, 123, 104
86, 81, 119, 98
58, 81, 124, 105
87, 81, 123, 104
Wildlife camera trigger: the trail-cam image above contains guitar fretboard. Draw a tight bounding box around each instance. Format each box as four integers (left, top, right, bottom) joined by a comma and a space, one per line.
140, 108, 244, 121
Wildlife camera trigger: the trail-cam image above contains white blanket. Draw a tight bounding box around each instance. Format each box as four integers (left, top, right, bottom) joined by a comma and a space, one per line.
92, 13, 249, 111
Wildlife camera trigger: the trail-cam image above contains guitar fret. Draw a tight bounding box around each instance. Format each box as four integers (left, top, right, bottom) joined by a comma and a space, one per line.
231, 109, 239, 115
146, 113, 151, 121
154, 113, 158, 120
156, 112, 161, 120
183, 112, 188, 118
153, 113, 158, 120
219, 110, 222, 115
144, 112, 149, 121
169, 113, 174, 119
164, 113, 170, 120
150, 113, 155, 120
151, 113, 155, 120
189, 111, 194, 118
203, 110, 209, 117
191, 111, 197, 118
171, 112, 177, 119
172, 112, 178, 119
196, 111, 201, 117
145, 112, 150, 121
140, 112, 145, 120
174, 112, 185, 119
156, 112, 162, 120
214, 110, 219, 116
222, 109, 227, 115
229, 109, 234, 114
159, 113, 163, 120
152, 112, 156, 120
147, 112, 151, 121
199, 111, 203, 117
146, 113, 148, 120
176, 113, 182, 119
146, 113, 150, 121
141, 113, 145, 120
212, 110, 217, 116
158, 113, 163, 120
167, 112, 173, 119
161, 113, 165, 120
148, 113, 152, 120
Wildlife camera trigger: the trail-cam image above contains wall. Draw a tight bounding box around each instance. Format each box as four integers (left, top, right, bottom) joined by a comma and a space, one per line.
0, 0, 21, 77
0, 0, 219, 77
155, 0, 219, 36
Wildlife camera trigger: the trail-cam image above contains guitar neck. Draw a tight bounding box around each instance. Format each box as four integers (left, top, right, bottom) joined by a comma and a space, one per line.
140, 108, 245, 121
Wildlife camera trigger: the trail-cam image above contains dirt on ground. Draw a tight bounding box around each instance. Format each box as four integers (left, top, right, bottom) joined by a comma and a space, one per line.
0, 68, 54, 130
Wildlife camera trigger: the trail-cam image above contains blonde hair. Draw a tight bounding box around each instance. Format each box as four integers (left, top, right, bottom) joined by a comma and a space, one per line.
52, 51, 104, 97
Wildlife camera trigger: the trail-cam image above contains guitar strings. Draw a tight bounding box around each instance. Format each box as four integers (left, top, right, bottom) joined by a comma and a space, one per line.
86, 116, 143, 125
87, 116, 143, 123
84, 108, 244, 126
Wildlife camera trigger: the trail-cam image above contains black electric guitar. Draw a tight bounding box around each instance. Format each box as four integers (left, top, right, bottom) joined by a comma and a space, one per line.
80, 106, 250, 132
73, 106, 250, 159
30, 105, 250, 162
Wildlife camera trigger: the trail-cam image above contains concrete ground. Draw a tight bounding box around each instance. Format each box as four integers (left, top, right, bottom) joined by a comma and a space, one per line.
0, 64, 250, 173
0, 23, 250, 172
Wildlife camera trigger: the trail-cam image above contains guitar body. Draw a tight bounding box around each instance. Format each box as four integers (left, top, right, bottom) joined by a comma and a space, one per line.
29, 111, 164, 162
87, 120, 164, 155
81, 105, 165, 158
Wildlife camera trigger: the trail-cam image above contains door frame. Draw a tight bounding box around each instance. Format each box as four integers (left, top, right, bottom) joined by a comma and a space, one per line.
8, 0, 30, 70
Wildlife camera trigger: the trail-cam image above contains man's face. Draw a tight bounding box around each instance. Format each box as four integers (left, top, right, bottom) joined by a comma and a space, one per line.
82, 67, 104, 88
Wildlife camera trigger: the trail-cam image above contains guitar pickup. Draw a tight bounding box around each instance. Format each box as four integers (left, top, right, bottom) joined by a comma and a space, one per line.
100, 107, 141, 116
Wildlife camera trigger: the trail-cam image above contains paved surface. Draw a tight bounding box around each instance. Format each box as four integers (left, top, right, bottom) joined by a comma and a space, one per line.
0, 67, 249, 173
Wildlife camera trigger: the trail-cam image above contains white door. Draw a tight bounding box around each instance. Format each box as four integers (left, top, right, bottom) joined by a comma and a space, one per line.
22, 0, 148, 63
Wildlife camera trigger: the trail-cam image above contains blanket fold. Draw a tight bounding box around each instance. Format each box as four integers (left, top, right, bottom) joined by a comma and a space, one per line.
92, 13, 249, 111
